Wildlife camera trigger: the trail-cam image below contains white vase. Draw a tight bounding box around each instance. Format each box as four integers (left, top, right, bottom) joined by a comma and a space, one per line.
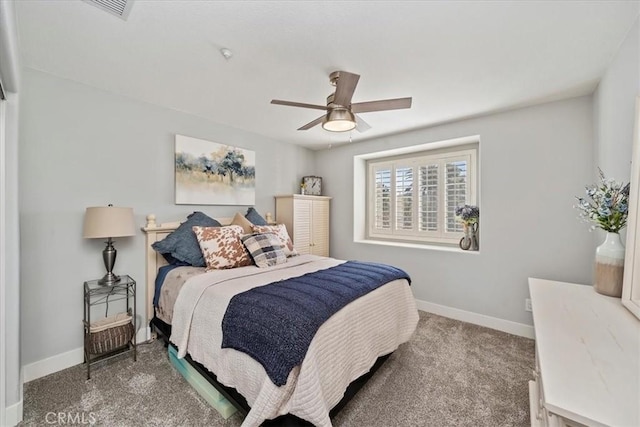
594, 231, 625, 297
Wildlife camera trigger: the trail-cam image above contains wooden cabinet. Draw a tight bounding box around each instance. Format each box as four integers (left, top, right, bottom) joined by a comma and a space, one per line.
275, 195, 331, 257
528, 278, 639, 427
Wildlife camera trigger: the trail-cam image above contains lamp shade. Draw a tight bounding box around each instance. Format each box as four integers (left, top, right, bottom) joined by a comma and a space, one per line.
322, 108, 356, 132
83, 206, 136, 239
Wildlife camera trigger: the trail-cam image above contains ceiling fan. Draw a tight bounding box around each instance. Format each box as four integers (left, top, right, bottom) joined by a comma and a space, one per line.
271, 71, 412, 132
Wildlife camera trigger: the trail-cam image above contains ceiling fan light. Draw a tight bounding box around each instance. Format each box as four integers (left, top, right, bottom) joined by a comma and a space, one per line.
322, 108, 356, 132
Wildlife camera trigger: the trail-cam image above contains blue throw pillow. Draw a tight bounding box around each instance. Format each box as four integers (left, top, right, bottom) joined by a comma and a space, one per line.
245, 207, 268, 226
151, 211, 221, 267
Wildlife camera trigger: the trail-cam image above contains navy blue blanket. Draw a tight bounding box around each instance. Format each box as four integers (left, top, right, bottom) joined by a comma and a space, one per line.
221, 261, 411, 386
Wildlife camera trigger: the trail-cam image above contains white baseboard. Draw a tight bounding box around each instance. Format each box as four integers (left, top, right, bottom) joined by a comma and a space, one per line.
415, 299, 535, 339
23, 347, 84, 383
23, 306, 531, 383
143, 325, 151, 342
5, 399, 22, 426
24, 327, 150, 383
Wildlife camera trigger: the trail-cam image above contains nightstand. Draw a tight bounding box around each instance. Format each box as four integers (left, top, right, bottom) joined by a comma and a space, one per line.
83, 275, 136, 380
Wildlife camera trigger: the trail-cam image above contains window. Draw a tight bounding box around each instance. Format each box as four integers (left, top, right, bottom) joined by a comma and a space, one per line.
367, 145, 477, 246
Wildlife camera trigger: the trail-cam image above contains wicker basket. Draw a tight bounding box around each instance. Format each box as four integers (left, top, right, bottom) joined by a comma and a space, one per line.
87, 312, 134, 355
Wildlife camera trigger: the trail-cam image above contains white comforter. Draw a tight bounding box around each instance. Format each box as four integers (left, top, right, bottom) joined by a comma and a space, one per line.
170, 255, 419, 427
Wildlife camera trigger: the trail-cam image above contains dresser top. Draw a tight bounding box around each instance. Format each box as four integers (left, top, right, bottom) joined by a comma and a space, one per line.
529, 278, 640, 427
275, 194, 332, 200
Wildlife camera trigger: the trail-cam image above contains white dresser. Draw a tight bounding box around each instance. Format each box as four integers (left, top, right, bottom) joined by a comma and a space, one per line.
275, 195, 331, 257
529, 278, 640, 427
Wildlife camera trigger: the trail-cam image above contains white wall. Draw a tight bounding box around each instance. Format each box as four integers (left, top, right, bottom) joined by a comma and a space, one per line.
593, 18, 640, 184
0, 0, 22, 424
19, 69, 315, 368
592, 18, 639, 258
315, 96, 594, 326
2, 95, 21, 425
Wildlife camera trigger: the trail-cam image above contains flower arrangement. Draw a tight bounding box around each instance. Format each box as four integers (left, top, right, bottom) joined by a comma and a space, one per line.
455, 204, 479, 227
300, 182, 306, 194
574, 168, 630, 233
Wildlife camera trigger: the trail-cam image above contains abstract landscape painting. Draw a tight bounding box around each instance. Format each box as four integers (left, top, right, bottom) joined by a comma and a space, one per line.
175, 134, 256, 205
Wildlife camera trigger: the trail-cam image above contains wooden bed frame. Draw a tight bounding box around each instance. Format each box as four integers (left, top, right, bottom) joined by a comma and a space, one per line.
141, 213, 390, 425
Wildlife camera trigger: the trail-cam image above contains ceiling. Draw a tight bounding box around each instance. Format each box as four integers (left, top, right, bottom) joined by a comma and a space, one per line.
14, 1, 640, 150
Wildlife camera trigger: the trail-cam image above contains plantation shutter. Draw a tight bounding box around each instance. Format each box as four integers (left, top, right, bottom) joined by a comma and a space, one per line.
373, 166, 392, 232
418, 164, 439, 231
395, 165, 413, 231
445, 159, 469, 233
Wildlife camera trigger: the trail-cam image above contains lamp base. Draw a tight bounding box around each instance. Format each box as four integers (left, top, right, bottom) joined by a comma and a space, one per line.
99, 238, 120, 286
98, 272, 121, 286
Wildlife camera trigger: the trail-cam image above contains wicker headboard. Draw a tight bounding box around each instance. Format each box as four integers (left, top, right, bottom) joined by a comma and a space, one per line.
141, 214, 232, 329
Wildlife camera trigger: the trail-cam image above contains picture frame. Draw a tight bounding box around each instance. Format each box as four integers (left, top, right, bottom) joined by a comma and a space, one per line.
175, 134, 255, 205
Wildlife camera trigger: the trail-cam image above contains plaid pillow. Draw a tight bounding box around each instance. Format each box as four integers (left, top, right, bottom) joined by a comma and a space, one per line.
241, 233, 287, 268
251, 224, 298, 257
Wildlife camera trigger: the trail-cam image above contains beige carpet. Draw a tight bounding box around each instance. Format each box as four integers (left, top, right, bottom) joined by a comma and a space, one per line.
21, 312, 535, 426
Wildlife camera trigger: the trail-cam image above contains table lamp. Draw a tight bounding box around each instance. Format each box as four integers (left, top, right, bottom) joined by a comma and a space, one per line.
83, 205, 136, 286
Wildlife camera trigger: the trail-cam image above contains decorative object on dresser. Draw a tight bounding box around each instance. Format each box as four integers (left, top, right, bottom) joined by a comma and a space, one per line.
174, 134, 256, 205
83, 205, 136, 286
275, 194, 331, 257
574, 168, 630, 297
302, 175, 322, 196
622, 97, 640, 320
595, 231, 626, 296
455, 204, 479, 251
528, 278, 639, 427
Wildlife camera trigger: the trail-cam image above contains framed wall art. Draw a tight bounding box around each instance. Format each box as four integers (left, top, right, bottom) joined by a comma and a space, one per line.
175, 134, 256, 205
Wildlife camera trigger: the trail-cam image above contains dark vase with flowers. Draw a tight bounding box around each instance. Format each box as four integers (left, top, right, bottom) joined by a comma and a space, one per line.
459, 222, 479, 251
456, 205, 479, 251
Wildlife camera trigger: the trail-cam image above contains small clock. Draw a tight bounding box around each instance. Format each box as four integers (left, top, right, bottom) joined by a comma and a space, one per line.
302, 176, 322, 196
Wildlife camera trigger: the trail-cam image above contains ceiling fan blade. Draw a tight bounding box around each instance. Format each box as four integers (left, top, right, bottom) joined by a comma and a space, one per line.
351, 97, 412, 114
271, 99, 328, 111
355, 115, 371, 132
333, 71, 360, 107
298, 115, 325, 130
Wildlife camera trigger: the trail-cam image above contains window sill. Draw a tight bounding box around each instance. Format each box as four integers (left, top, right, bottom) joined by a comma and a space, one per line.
354, 238, 481, 254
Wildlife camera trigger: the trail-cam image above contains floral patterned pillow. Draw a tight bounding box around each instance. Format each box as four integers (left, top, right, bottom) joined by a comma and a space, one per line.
252, 224, 297, 257
192, 225, 252, 270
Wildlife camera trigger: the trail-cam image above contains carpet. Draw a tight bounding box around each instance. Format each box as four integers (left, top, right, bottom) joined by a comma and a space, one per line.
21, 311, 534, 426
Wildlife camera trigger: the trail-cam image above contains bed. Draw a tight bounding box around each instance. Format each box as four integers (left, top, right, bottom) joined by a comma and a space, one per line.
142, 212, 419, 427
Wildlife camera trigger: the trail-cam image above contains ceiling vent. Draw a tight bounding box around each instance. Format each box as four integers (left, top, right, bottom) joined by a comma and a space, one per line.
82, 0, 134, 20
